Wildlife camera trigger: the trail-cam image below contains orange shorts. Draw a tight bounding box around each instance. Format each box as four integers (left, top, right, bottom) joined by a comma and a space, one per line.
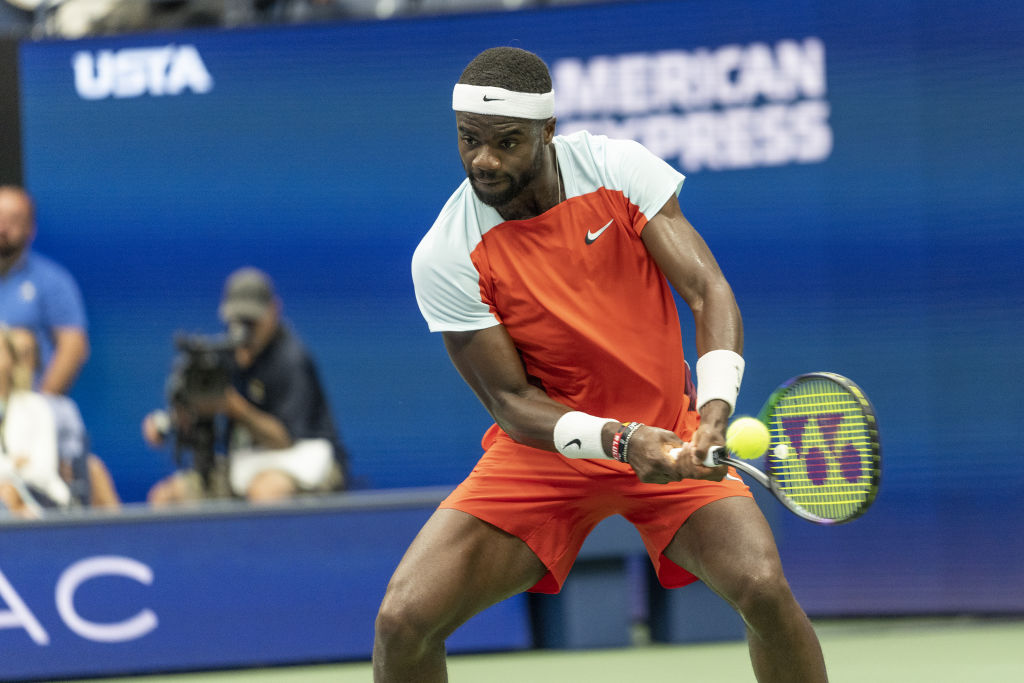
440, 424, 751, 594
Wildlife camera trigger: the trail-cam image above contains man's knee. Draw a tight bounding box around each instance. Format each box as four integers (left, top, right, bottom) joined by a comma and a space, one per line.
147, 475, 188, 506
245, 469, 297, 503
728, 560, 795, 620
375, 583, 447, 653
375, 593, 415, 645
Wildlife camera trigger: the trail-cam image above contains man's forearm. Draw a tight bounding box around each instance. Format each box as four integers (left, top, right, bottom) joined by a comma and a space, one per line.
226, 391, 292, 450
40, 331, 89, 394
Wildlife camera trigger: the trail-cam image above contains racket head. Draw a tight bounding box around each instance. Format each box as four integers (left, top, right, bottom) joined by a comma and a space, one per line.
758, 372, 881, 524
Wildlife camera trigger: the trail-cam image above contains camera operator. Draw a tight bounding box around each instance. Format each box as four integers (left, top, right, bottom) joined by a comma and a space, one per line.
144, 267, 348, 505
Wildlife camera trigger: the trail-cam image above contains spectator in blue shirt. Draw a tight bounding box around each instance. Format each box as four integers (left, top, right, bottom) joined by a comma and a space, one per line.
0, 186, 89, 394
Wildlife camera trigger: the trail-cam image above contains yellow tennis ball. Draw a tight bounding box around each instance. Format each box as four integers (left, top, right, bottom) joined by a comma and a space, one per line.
726, 417, 770, 459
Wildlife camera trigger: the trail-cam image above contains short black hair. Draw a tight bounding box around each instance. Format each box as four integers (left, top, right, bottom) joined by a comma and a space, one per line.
458, 47, 552, 94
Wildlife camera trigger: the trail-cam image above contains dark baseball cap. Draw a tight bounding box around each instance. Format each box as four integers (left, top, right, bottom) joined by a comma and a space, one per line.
218, 267, 274, 322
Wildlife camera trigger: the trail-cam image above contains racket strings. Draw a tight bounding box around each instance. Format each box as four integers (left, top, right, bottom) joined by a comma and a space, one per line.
766, 378, 876, 521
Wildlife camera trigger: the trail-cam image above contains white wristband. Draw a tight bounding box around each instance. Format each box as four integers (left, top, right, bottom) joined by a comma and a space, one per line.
553, 411, 614, 459
695, 349, 745, 416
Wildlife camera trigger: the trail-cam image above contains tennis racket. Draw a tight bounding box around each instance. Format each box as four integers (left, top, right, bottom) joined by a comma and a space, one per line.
702, 372, 880, 525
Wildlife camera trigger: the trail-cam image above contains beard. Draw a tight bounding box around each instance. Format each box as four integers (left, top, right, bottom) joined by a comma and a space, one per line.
467, 148, 546, 209
0, 241, 20, 260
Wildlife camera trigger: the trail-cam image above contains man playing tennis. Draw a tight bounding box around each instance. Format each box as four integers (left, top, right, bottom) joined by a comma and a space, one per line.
374, 47, 827, 682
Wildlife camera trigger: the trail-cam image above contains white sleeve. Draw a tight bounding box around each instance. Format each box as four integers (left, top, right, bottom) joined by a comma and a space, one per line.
412, 231, 499, 333
411, 189, 502, 333
559, 132, 685, 226
603, 137, 685, 223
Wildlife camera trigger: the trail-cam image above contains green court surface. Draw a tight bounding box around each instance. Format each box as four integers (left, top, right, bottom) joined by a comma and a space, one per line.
83, 617, 1024, 682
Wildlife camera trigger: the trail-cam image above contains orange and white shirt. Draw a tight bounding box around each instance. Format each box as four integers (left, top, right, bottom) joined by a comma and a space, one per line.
412, 130, 692, 431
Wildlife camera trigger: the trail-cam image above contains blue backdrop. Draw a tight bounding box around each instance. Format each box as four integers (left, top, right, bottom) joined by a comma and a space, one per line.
15, 0, 1024, 615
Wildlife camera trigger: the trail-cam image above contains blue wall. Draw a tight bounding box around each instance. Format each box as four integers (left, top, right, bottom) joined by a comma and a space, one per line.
0, 491, 530, 680
15, 0, 1024, 615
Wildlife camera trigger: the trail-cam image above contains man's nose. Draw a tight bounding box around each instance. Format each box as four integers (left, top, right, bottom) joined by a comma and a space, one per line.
473, 146, 501, 171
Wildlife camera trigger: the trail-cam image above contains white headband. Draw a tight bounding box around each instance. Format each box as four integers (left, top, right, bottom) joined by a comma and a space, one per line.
452, 83, 555, 119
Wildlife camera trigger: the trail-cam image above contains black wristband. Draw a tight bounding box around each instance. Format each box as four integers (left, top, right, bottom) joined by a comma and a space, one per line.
617, 421, 644, 464
611, 426, 625, 462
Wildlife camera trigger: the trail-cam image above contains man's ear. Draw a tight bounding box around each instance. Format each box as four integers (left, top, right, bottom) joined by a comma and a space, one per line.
543, 117, 557, 143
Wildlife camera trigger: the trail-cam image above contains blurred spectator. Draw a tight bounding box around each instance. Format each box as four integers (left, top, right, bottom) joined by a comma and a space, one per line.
0, 185, 89, 395
52, 0, 222, 37
0, 1, 32, 37
8, 326, 121, 510
0, 326, 70, 517
145, 267, 349, 506
249, 0, 353, 23
10, 0, 614, 40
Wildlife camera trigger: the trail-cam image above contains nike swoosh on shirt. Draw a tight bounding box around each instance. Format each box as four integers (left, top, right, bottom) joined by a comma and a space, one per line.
585, 220, 614, 244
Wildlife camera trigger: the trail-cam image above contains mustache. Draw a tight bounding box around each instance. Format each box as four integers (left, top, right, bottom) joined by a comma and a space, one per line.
468, 168, 505, 182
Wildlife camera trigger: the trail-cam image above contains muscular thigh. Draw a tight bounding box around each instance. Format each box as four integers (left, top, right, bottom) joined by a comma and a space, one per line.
382, 508, 547, 634
663, 496, 784, 601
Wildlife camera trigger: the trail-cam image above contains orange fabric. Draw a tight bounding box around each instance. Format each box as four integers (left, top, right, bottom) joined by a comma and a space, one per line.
469, 189, 686, 429
440, 425, 751, 594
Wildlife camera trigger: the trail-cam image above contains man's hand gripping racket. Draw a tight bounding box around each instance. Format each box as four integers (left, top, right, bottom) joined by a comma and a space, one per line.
675, 372, 881, 525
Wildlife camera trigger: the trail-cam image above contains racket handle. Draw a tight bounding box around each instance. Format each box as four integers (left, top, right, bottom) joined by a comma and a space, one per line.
672, 446, 728, 467
703, 446, 727, 468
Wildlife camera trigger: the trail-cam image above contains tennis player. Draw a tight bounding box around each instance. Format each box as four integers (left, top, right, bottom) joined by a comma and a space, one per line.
374, 47, 827, 682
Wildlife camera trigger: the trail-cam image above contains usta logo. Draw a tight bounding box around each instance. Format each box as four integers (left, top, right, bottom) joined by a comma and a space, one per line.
72, 44, 213, 100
